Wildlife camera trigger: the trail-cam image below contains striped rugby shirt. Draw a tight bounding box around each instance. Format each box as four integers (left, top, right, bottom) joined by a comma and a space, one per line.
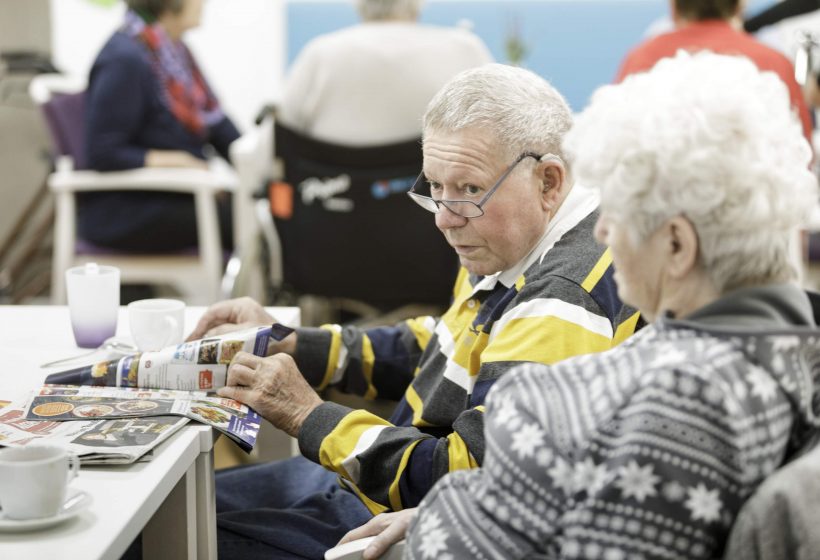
294, 185, 642, 514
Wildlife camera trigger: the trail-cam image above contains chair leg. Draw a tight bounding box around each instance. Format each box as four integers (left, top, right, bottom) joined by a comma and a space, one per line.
193, 190, 223, 303
51, 190, 76, 304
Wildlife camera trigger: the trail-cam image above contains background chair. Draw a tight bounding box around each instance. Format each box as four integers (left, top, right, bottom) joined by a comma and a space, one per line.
29, 73, 238, 304
230, 111, 458, 326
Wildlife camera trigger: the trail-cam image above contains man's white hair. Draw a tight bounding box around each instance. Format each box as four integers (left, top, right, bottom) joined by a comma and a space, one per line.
423, 63, 574, 165
355, 0, 423, 20
564, 50, 818, 292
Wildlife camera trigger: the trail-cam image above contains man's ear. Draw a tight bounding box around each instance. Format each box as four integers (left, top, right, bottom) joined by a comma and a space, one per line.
663, 215, 700, 279
538, 158, 566, 211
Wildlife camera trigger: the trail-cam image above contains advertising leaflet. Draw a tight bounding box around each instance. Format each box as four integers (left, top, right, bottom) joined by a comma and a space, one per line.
25, 324, 294, 453
44, 325, 293, 391
23, 385, 262, 452
0, 399, 188, 465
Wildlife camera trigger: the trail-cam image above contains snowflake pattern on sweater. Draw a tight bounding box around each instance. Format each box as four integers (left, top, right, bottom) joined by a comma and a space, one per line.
406, 286, 820, 559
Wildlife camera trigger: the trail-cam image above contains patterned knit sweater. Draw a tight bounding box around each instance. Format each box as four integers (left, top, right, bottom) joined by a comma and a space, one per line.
406, 284, 820, 559
296, 187, 642, 515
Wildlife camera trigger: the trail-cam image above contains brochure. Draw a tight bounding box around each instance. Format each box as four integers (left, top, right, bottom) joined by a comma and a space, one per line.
23, 385, 262, 452
0, 399, 188, 465
44, 324, 293, 391
26, 324, 294, 453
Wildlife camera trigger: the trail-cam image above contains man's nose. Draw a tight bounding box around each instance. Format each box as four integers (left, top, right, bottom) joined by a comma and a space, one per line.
435, 205, 468, 230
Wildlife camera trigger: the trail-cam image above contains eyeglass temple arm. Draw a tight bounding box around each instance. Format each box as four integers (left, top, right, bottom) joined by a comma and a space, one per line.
477, 152, 545, 205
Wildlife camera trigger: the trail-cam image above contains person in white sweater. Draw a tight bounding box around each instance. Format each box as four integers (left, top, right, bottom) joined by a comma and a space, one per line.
278, 0, 493, 146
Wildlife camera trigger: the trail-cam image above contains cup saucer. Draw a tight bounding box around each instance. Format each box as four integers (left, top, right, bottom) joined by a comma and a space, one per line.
0, 489, 92, 532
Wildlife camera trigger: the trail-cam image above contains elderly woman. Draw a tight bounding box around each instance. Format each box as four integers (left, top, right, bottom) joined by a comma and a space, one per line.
339, 51, 820, 559
81, 0, 238, 253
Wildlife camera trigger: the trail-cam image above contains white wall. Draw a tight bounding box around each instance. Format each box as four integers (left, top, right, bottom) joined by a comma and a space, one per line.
50, 0, 286, 132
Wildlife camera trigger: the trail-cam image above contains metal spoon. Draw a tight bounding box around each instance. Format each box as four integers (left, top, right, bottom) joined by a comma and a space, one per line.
40, 338, 138, 368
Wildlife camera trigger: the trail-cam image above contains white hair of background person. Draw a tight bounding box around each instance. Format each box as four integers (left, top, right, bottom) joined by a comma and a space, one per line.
355, 0, 424, 21
563, 50, 818, 293
423, 62, 574, 169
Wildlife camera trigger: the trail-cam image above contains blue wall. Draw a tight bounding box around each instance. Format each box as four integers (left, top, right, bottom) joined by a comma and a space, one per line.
286, 0, 776, 112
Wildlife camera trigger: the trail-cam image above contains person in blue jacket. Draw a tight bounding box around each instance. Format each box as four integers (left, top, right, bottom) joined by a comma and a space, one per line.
82, 0, 238, 252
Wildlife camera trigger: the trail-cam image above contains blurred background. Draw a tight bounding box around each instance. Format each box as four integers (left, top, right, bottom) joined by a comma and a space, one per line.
1, 0, 816, 306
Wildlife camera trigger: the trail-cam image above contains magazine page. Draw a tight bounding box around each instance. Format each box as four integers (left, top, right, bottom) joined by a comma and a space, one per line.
44, 323, 294, 392
67, 416, 189, 465
0, 398, 188, 464
23, 385, 262, 452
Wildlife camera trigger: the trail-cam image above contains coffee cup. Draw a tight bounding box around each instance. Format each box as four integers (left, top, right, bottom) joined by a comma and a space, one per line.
0, 445, 80, 520
65, 263, 120, 348
128, 299, 185, 352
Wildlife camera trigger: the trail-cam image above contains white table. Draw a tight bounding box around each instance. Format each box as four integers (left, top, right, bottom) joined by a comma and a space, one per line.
0, 304, 299, 560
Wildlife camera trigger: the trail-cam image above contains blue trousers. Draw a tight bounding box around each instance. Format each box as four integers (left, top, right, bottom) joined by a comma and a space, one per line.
216, 456, 373, 560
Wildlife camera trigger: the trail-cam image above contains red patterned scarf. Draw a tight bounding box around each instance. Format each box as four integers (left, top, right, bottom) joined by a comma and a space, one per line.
123, 10, 224, 136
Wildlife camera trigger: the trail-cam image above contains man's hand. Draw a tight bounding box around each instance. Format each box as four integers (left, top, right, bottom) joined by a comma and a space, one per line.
216, 352, 322, 438
337, 510, 417, 560
188, 297, 280, 340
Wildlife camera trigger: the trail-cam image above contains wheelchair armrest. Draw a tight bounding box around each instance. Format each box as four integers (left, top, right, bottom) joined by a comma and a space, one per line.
230, 113, 275, 183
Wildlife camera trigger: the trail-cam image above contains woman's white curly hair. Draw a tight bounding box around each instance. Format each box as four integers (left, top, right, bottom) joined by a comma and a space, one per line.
564, 50, 818, 292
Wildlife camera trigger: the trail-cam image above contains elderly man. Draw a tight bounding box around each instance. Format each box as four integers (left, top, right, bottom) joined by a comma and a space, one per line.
339, 52, 819, 559
190, 63, 640, 560
278, 0, 492, 145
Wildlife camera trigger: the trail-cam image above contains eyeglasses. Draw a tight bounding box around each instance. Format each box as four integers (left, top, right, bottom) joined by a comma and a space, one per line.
407, 152, 544, 218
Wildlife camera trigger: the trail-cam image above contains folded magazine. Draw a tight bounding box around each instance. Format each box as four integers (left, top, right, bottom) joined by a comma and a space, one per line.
0, 399, 188, 465
21, 324, 293, 453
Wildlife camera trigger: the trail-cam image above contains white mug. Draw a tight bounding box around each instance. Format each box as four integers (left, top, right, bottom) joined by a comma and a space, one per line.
65, 263, 120, 348
0, 445, 80, 520
128, 299, 185, 352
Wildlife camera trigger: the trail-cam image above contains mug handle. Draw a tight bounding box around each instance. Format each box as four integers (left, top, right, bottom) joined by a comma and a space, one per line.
67, 452, 80, 483
161, 316, 180, 348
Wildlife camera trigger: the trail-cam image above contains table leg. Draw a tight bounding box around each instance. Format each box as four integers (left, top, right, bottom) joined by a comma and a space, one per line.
143, 463, 197, 559
196, 448, 218, 560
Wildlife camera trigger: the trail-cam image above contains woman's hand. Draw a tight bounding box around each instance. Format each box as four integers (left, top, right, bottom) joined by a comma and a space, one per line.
337, 509, 417, 560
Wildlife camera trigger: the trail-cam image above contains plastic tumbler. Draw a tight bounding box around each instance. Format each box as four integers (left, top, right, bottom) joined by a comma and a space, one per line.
65, 263, 120, 348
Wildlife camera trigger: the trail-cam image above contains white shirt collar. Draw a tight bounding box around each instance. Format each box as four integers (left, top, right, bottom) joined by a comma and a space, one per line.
470, 182, 600, 294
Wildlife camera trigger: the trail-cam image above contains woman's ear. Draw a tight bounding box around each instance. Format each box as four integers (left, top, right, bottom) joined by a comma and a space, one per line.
664, 215, 700, 278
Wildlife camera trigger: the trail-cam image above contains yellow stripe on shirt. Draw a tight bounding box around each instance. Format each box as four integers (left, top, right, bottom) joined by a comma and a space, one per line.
388, 439, 423, 511
613, 311, 642, 346
581, 248, 613, 292
338, 477, 390, 516
483, 316, 613, 365
317, 324, 342, 391
405, 317, 434, 352
446, 431, 480, 472
404, 383, 434, 427
318, 410, 391, 477
361, 335, 377, 399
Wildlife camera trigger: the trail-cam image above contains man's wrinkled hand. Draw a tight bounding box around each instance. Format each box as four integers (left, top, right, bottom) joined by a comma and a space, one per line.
337, 509, 417, 560
216, 352, 322, 438
187, 297, 276, 341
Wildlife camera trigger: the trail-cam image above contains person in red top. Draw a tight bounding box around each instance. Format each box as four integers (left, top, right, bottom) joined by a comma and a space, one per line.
616, 0, 813, 145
